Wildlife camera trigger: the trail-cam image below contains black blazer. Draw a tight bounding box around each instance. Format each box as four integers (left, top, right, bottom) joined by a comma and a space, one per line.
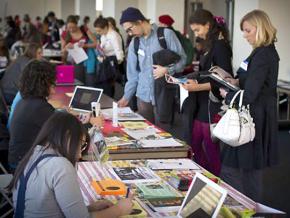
181, 39, 232, 144
9, 97, 54, 165
223, 44, 279, 169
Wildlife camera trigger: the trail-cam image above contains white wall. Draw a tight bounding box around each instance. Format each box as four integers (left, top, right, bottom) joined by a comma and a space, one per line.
61, 0, 74, 20
232, 0, 258, 74
259, 0, 290, 80
233, 0, 290, 80
155, 0, 185, 32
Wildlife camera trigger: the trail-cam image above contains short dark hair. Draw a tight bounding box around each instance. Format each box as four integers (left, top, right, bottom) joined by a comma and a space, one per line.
47, 11, 55, 17
66, 15, 78, 25
8, 111, 89, 191
19, 60, 56, 99
83, 16, 90, 23
23, 43, 42, 59
94, 15, 109, 29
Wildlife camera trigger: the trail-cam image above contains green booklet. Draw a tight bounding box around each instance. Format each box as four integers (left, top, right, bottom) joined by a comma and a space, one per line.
137, 182, 181, 199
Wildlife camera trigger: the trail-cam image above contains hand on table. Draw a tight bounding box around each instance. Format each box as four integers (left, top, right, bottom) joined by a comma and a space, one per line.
117, 97, 129, 107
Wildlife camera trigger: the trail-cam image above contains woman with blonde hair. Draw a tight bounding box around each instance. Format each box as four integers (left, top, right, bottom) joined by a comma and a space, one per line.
219, 10, 279, 201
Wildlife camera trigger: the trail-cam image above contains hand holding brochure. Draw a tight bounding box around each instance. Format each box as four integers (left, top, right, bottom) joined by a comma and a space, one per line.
67, 42, 88, 64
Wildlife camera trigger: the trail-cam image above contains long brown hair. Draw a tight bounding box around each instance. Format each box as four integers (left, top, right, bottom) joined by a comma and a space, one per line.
8, 111, 89, 191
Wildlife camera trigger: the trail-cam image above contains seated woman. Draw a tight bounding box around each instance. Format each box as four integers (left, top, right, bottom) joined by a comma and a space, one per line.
0, 42, 42, 105
8, 60, 104, 170
8, 60, 56, 169
8, 111, 133, 218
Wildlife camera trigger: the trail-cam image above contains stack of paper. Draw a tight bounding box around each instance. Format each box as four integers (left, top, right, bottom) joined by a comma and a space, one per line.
138, 138, 183, 148
102, 107, 145, 121
146, 159, 201, 170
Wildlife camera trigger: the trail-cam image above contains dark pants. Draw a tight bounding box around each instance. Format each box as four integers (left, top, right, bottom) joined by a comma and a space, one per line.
136, 98, 171, 132
191, 119, 221, 176
74, 64, 85, 84
221, 165, 263, 202
85, 73, 96, 87
96, 80, 115, 98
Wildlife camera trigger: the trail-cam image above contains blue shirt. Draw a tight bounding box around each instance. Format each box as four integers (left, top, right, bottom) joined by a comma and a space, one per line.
7, 91, 22, 130
124, 24, 186, 104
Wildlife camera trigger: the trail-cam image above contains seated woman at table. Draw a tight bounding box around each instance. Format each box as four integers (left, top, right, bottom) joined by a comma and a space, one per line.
8, 111, 133, 218
8, 60, 103, 170
0, 42, 43, 105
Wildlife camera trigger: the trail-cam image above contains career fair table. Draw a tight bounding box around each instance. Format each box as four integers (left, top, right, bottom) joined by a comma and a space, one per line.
78, 160, 284, 218
49, 85, 192, 160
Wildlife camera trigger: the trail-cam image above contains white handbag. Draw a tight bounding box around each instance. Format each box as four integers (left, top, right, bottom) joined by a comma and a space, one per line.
213, 90, 255, 147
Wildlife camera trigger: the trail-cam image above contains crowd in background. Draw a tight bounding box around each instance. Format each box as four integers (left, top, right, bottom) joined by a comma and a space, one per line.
0, 7, 279, 216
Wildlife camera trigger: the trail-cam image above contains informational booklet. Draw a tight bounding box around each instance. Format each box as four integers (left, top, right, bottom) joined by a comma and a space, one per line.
136, 182, 182, 199
146, 159, 201, 170
120, 121, 149, 130
108, 166, 160, 184
138, 138, 183, 148
146, 197, 184, 213
67, 42, 88, 64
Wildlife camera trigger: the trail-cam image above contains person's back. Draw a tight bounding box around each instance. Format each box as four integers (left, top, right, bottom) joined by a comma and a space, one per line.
13, 145, 90, 218
1, 55, 30, 103
9, 97, 54, 166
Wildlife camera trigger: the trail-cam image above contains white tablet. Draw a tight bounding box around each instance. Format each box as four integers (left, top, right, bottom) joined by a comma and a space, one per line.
69, 86, 103, 112
177, 172, 227, 218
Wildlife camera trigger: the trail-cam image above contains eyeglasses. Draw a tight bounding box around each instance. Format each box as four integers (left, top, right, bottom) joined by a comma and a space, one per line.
125, 25, 135, 34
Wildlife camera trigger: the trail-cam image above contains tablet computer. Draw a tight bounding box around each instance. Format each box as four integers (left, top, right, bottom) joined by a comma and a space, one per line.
177, 172, 227, 218
69, 86, 103, 112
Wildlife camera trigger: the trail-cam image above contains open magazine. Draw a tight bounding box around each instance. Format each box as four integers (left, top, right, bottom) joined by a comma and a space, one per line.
208, 66, 240, 91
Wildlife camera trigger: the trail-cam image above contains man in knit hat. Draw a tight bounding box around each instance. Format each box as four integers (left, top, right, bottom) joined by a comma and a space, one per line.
118, 7, 186, 128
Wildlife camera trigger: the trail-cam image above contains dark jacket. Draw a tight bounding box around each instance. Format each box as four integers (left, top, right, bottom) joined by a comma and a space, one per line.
181, 39, 232, 144
9, 97, 54, 165
222, 44, 279, 169
1, 56, 30, 103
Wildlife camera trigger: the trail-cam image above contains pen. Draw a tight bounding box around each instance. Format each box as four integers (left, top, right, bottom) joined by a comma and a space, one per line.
126, 187, 130, 198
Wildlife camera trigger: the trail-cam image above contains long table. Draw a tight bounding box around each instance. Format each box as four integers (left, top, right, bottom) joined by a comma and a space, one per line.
49, 85, 191, 160
78, 160, 284, 218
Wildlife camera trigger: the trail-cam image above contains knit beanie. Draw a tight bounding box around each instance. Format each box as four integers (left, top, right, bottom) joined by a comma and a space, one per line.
120, 7, 146, 24
158, 14, 175, 26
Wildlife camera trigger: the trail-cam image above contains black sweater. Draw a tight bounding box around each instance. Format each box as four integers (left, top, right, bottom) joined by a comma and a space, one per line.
9, 97, 54, 165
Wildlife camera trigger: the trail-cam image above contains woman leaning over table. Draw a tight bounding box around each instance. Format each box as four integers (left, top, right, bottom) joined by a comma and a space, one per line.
219, 10, 279, 202
182, 9, 233, 176
8, 111, 133, 218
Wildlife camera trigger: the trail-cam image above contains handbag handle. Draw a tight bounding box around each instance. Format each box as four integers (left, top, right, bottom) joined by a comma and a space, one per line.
229, 90, 242, 108
238, 90, 244, 108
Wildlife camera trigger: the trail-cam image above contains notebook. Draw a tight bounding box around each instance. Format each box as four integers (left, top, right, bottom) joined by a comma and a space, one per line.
177, 172, 227, 218
69, 86, 103, 112
56, 65, 74, 84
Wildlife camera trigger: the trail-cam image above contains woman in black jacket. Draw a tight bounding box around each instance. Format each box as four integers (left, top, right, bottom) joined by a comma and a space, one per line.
182, 9, 233, 176
219, 10, 279, 202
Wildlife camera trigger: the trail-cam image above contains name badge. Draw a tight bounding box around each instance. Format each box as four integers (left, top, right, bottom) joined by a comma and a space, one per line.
240, 60, 248, 71
137, 49, 145, 56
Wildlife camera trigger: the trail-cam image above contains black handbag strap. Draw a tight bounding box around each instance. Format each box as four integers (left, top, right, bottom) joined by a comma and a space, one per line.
14, 154, 58, 218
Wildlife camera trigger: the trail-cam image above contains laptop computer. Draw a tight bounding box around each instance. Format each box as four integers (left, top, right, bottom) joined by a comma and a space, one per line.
69, 86, 103, 113
177, 172, 227, 218
56, 65, 75, 84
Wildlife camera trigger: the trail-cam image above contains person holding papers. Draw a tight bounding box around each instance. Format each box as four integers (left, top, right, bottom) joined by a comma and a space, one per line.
181, 9, 233, 176
219, 10, 279, 202
94, 16, 124, 97
61, 15, 97, 85
8, 112, 133, 218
